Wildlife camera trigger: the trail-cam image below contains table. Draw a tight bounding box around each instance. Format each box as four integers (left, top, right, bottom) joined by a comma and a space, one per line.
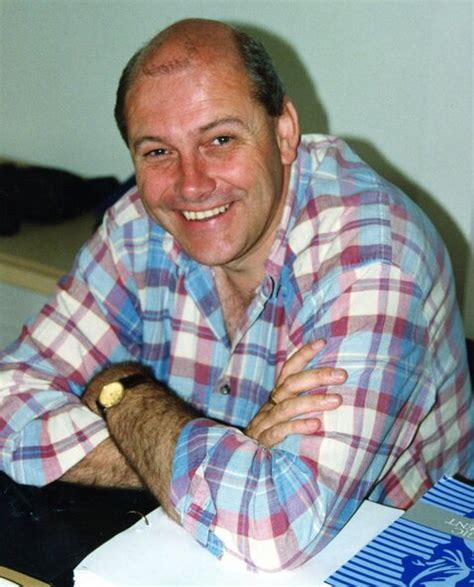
74, 501, 403, 587
0, 213, 96, 294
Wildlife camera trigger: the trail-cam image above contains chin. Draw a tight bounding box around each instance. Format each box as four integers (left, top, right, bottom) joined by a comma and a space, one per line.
190, 254, 231, 267
184, 246, 236, 267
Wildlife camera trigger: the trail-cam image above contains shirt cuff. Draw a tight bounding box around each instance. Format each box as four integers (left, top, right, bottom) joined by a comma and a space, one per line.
170, 418, 231, 558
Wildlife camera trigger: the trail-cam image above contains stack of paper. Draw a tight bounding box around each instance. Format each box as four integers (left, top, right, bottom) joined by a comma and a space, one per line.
74, 501, 402, 586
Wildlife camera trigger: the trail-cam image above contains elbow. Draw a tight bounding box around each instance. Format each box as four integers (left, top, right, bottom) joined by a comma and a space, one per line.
215, 517, 326, 572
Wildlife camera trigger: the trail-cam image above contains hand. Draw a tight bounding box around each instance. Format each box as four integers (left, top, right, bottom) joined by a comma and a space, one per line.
244, 340, 346, 448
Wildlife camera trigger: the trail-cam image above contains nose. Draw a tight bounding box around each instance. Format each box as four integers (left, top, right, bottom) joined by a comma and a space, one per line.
176, 153, 216, 201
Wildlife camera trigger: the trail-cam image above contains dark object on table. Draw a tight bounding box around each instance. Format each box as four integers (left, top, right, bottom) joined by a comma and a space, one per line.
0, 163, 119, 235
0, 472, 158, 587
94, 173, 136, 228
467, 337, 474, 383
0, 188, 21, 235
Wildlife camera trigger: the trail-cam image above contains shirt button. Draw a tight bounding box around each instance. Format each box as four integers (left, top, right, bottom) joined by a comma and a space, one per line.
219, 383, 231, 395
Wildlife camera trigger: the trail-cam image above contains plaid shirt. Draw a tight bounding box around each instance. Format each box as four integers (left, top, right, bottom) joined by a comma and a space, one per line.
1, 135, 472, 571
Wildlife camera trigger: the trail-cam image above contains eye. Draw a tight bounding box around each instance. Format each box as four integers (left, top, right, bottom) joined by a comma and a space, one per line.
145, 147, 168, 158
212, 136, 232, 146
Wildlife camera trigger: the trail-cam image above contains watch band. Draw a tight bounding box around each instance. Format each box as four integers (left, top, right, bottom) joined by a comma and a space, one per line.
118, 373, 152, 388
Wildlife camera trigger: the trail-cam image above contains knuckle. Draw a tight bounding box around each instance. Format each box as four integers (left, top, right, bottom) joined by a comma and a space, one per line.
267, 427, 277, 442
280, 373, 298, 391
267, 426, 282, 445
277, 371, 291, 388
311, 368, 332, 384
310, 393, 332, 408
277, 398, 293, 417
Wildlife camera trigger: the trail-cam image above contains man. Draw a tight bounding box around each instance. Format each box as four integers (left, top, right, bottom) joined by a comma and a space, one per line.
0, 18, 472, 572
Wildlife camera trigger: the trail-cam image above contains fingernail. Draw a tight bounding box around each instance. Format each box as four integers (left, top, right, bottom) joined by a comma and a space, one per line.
332, 368, 346, 380
311, 339, 326, 349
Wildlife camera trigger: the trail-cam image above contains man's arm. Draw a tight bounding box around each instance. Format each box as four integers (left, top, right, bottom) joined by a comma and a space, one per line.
67, 344, 344, 519
61, 437, 143, 489
0, 199, 146, 486
77, 362, 197, 518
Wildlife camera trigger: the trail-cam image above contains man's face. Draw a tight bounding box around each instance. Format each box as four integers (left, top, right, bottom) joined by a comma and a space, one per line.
125, 52, 298, 272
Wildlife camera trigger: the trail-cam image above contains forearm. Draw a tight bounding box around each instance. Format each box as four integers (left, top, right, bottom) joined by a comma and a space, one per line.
80, 363, 198, 519
60, 437, 143, 488
105, 384, 197, 519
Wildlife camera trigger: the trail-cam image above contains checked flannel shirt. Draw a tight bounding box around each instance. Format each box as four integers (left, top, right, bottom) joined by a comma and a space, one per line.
1, 135, 472, 571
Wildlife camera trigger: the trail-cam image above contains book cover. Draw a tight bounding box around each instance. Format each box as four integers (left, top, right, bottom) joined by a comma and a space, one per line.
325, 476, 474, 586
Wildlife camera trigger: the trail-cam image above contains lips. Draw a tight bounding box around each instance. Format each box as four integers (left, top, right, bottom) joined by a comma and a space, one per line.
181, 203, 230, 221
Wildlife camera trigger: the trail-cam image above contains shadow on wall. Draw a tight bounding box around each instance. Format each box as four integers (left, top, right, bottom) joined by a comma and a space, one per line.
234, 22, 469, 312
233, 22, 330, 135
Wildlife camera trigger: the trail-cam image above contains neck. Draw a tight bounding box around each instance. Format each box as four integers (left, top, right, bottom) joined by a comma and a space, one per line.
214, 164, 291, 338
213, 267, 258, 342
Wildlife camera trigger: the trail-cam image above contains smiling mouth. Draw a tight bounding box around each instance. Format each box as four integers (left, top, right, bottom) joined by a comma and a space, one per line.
182, 204, 230, 221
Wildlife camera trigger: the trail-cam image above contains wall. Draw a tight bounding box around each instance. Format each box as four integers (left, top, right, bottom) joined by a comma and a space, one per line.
1, 0, 472, 337
0, 283, 47, 349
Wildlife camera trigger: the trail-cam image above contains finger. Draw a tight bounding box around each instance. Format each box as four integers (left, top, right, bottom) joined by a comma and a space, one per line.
277, 392, 342, 419
264, 393, 341, 432
246, 393, 341, 441
257, 418, 322, 449
273, 366, 347, 403
277, 339, 326, 385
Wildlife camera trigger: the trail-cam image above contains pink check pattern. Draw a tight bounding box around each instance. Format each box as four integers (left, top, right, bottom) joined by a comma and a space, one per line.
1, 135, 472, 571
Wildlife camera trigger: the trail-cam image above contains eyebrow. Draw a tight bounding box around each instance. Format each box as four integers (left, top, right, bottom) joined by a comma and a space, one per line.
133, 135, 166, 151
199, 117, 247, 133
132, 117, 247, 152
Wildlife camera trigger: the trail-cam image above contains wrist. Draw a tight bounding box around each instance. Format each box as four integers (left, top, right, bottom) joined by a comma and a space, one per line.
83, 362, 153, 415
97, 373, 155, 419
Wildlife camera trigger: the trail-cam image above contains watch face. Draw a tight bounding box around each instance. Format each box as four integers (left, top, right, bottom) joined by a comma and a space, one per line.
99, 381, 125, 409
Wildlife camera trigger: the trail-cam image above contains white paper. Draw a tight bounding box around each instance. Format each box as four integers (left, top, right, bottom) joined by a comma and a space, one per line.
74, 501, 402, 587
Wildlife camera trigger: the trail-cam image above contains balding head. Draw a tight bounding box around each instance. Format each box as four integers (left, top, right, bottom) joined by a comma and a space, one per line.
135, 19, 238, 77
114, 19, 285, 145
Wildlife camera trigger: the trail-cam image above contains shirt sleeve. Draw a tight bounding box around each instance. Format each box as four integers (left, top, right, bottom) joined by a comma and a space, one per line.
0, 214, 145, 486
169, 261, 434, 571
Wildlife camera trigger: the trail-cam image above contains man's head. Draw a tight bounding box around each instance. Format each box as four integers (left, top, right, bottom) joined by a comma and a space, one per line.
114, 19, 286, 145
117, 19, 300, 274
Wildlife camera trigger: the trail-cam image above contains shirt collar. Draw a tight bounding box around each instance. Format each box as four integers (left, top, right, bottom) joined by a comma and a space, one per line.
263, 141, 312, 281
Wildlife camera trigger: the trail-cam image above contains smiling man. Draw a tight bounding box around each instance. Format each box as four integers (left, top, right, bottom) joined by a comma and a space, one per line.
126, 31, 298, 330
0, 19, 472, 572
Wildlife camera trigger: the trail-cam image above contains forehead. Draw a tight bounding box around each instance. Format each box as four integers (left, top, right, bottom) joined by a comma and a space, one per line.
141, 24, 240, 72
134, 28, 246, 88
129, 30, 253, 99
125, 52, 257, 127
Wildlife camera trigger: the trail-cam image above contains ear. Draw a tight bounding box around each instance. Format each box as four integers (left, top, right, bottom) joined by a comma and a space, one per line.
276, 98, 300, 165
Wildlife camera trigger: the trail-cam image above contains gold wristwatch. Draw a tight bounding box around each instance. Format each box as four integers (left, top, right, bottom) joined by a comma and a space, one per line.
97, 373, 151, 418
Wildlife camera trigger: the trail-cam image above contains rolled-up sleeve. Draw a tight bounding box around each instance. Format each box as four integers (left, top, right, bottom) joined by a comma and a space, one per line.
0, 208, 146, 485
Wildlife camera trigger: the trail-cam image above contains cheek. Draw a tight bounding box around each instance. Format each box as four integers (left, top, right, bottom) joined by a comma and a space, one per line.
220, 155, 270, 191
136, 171, 169, 210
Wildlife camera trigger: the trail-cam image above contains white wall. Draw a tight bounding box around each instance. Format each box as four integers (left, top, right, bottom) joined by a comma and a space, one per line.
0, 283, 47, 349
1, 0, 472, 337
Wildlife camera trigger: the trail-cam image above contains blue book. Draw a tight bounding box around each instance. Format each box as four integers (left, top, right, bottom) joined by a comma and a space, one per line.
325, 476, 474, 586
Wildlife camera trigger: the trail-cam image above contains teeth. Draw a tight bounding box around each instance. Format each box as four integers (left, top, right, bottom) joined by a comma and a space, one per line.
182, 204, 230, 221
